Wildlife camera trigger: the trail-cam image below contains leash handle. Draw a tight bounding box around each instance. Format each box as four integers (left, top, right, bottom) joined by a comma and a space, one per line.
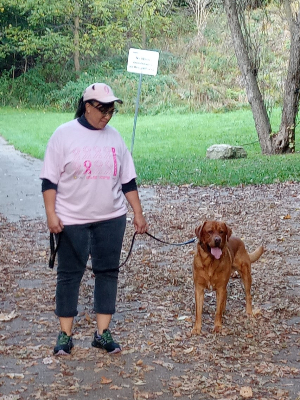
48, 231, 138, 269
49, 232, 61, 269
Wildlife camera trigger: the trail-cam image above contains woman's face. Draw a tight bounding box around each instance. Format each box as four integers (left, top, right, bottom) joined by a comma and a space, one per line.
85, 101, 115, 130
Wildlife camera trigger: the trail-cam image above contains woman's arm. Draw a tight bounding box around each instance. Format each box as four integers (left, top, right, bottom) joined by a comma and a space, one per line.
43, 189, 64, 233
124, 190, 148, 234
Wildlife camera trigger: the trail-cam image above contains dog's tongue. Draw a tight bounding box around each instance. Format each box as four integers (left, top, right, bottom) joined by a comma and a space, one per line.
211, 247, 222, 259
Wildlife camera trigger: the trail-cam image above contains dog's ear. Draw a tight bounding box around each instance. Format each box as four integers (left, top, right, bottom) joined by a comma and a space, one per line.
225, 224, 232, 240
195, 221, 206, 239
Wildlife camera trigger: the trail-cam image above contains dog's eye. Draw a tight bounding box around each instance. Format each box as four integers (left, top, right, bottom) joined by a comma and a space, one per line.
219, 230, 224, 234
208, 230, 213, 234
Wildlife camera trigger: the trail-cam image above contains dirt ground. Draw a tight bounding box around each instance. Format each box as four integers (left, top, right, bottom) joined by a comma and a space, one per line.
0, 137, 300, 400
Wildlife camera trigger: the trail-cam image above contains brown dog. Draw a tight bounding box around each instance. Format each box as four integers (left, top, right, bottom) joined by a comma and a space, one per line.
191, 220, 264, 334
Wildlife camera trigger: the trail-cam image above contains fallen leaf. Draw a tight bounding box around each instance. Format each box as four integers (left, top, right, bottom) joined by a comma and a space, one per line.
101, 376, 112, 384
109, 385, 122, 390
153, 360, 174, 370
252, 308, 261, 316
134, 380, 146, 386
183, 347, 194, 354
6, 373, 24, 379
0, 310, 18, 321
42, 357, 53, 365
240, 386, 253, 398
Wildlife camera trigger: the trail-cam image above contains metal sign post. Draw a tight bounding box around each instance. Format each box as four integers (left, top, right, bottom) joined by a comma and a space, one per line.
131, 73, 142, 154
127, 48, 159, 155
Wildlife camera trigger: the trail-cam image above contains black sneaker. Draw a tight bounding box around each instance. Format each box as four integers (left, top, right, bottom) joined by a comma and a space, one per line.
53, 331, 73, 355
91, 329, 121, 354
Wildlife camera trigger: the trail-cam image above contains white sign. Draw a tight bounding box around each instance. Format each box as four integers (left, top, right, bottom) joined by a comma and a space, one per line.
127, 48, 159, 76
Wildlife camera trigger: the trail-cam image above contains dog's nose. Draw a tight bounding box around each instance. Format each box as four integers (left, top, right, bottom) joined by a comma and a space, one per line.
214, 236, 221, 246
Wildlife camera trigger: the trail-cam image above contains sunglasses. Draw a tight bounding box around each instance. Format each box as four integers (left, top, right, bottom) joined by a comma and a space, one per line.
89, 102, 118, 117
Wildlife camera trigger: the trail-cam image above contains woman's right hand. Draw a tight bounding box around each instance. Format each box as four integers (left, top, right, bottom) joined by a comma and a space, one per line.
47, 212, 64, 233
42, 189, 63, 233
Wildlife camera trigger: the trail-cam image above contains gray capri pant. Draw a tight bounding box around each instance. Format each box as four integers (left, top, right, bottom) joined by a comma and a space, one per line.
55, 214, 126, 317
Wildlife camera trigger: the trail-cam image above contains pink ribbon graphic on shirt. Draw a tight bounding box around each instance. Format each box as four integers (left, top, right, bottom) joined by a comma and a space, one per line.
112, 148, 117, 176
84, 160, 92, 174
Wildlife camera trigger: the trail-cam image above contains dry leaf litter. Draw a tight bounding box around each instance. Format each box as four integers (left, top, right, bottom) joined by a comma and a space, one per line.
0, 182, 300, 400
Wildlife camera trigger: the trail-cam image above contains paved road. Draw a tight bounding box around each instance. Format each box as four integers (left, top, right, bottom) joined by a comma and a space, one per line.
0, 136, 46, 221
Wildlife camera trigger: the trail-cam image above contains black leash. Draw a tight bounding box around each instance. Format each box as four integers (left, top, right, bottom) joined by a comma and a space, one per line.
145, 231, 196, 246
49, 232, 61, 269
49, 231, 197, 269
118, 231, 197, 268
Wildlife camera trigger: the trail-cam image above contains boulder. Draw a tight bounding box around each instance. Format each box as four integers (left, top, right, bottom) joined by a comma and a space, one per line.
206, 144, 247, 159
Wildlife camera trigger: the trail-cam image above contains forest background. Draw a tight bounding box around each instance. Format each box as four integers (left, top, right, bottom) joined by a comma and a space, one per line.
1, 0, 300, 185
0, 0, 293, 116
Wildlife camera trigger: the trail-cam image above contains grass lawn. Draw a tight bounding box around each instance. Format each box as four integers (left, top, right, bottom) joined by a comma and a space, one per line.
0, 106, 299, 186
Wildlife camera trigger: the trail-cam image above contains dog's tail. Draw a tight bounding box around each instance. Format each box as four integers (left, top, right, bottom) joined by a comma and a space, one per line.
249, 245, 264, 263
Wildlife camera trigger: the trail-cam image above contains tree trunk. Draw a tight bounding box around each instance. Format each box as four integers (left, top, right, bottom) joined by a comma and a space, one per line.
223, 0, 274, 154
74, 13, 80, 75
272, 1, 300, 153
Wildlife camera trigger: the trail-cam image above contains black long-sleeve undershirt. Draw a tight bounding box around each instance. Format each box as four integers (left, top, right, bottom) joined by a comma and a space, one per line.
41, 177, 137, 194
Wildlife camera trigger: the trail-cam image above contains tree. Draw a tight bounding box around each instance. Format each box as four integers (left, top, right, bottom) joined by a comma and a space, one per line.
0, 0, 40, 76
186, 0, 212, 39
223, 0, 300, 154
24, 0, 125, 73
272, 0, 300, 153
0, 0, 127, 77
117, 0, 172, 48
0, 0, 172, 78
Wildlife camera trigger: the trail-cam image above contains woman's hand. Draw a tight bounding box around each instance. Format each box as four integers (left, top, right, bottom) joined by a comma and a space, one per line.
133, 212, 148, 234
47, 212, 64, 234
125, 190, 148, 234
42, 189, 63, 233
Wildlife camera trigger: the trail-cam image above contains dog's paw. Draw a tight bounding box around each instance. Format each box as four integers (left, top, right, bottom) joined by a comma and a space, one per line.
231, 270, 239, 279
252, 308, 261, 317
213, 325, 222, 333
191, 327, 201, 335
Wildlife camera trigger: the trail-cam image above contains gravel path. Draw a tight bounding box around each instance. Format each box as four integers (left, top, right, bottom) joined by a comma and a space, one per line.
0, 136, 300, 400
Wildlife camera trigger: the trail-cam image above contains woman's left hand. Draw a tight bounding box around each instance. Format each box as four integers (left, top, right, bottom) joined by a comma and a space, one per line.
133, 213, 148, 234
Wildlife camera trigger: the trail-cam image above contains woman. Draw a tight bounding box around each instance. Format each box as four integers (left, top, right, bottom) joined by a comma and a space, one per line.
40, 82, 148, 355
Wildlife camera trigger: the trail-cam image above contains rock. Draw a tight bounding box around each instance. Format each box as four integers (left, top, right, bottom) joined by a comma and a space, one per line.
206, 144, 247, 159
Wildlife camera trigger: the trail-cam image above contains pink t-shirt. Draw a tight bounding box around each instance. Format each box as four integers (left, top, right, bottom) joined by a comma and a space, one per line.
40, 119, 137, 225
